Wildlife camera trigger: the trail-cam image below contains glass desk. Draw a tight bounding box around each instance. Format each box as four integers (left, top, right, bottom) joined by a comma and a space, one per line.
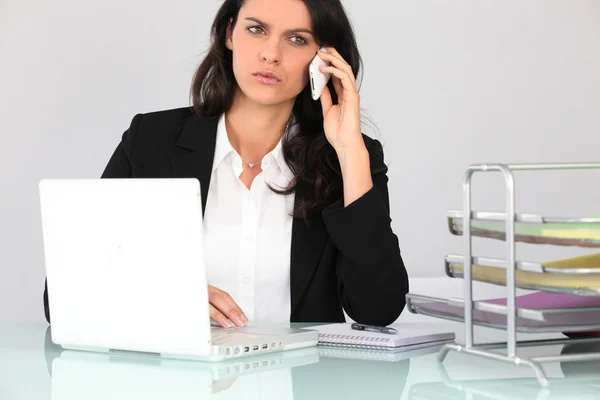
1, 322, 599, 399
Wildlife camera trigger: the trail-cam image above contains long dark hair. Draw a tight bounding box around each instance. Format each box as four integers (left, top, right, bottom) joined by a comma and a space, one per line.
191, 0, 365, 221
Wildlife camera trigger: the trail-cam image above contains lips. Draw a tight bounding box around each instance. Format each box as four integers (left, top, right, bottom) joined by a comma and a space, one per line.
253, 70, 281, 81
252, 69, 282, 86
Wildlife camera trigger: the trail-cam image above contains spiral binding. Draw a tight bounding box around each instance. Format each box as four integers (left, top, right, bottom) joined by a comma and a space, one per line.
318, 342, 390, 350
317, 333, 393, 350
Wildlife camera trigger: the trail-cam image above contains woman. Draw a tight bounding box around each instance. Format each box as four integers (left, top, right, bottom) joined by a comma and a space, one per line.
44, 0, 409, 327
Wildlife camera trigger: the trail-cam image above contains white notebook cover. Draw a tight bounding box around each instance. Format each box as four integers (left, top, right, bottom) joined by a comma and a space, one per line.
313, 324, 455, 350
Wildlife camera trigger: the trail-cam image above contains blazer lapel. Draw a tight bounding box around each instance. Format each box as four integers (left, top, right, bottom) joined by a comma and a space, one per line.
290, 183, 329, 315
171, 113, 219, 216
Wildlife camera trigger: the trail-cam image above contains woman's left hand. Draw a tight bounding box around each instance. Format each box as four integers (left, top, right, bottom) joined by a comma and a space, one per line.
317, 47, 365, 154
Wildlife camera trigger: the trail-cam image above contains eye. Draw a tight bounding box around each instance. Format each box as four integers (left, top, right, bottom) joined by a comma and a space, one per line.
290, 36, 308, 46
247, 26, 265, 35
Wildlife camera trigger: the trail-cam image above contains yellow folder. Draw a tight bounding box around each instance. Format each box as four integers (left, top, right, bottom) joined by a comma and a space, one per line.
449, 252, 600, 294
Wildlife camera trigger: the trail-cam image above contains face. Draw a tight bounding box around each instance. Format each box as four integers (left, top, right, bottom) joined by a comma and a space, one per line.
225, 0, 320, 107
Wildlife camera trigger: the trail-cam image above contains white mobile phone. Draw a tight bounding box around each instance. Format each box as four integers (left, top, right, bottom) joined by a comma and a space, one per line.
309, 47, 332, 101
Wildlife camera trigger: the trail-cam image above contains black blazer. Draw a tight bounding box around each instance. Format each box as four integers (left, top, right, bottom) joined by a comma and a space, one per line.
43, 107, 409, 326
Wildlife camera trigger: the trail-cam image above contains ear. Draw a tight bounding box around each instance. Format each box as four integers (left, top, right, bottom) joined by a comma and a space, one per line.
225, 18, 234, 51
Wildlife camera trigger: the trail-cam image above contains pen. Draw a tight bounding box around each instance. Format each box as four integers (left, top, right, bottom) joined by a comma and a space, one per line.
351, 323, 398, 335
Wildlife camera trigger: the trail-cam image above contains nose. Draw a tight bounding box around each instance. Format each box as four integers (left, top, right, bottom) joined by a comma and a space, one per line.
260, 39, 281, 64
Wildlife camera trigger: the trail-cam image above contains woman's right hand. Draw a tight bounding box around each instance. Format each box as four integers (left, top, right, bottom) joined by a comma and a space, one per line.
208, 285, 248, 328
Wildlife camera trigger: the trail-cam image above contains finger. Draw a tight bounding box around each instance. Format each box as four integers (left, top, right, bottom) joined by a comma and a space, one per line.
209, 304, 232, 328
318, 47, 349, 70
319, 85, 333, 113
318, 66, 358, 102
323, 46, 343, 60
209, 290, 247, 327
318, 49, 355, 84
331, 74, 344, 101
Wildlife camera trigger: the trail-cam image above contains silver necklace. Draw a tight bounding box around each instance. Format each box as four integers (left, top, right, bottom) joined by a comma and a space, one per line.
239, 118, 292, 169
241, 157, 261, 169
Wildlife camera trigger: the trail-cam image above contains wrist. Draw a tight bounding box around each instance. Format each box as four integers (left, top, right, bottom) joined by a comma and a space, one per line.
336, 144, 373, 206
336, 143, 369, 167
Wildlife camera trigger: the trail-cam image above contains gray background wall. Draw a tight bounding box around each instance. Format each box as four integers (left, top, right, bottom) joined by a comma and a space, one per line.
1, 0, 599, 323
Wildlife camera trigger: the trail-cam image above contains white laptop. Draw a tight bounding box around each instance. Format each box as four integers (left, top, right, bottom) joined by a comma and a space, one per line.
39, 178, 318, 361
51, 346, 319, 400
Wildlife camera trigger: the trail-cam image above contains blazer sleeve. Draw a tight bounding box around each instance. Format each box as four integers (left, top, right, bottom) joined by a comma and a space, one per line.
321, 138, 409, 326
43, 114, 141, 323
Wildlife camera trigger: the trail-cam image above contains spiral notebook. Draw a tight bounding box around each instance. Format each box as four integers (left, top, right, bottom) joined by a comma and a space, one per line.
313, 323, 455, 351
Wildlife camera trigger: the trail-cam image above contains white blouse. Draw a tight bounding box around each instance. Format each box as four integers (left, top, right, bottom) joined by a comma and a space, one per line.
202, 114, 296, 324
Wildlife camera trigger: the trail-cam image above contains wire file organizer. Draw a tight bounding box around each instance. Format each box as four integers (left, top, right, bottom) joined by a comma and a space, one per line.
406, 162, 600, 386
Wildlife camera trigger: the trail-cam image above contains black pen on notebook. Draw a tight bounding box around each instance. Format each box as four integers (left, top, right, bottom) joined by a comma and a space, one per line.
351, 323, 398, 335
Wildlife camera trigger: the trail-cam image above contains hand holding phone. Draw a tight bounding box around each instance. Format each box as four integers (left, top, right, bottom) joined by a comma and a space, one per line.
309, 47, 332, 101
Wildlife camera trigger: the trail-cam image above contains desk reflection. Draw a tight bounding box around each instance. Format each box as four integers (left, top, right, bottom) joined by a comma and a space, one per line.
44, 327, 411, 399
408, 341, 600, 400
45, 326, 314, 400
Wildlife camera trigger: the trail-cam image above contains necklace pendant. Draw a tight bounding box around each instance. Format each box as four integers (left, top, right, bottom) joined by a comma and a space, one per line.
247, 162, 256, 168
